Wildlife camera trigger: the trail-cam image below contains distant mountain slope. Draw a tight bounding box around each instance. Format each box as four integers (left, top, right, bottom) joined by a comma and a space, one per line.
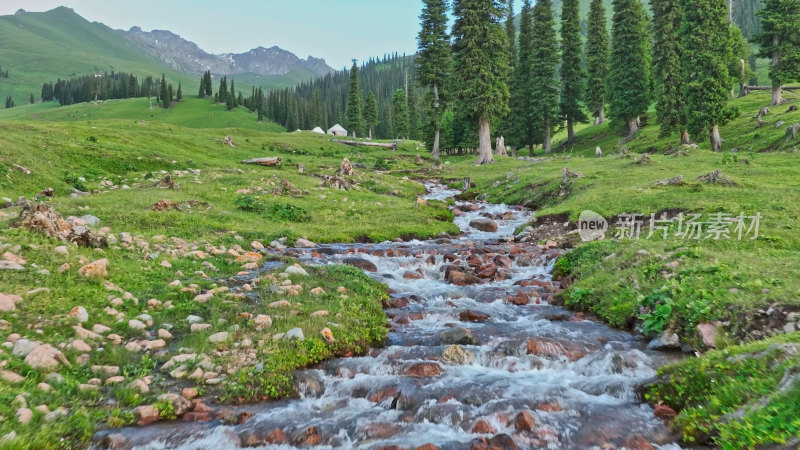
0, 7, 332, 106
0, 7, 197, 102
124, 28, 334, 77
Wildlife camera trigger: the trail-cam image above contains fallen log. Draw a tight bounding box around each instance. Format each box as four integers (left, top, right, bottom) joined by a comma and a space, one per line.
745, 86, 800, 91
334, 139, 398, 150
239, 157, 282, 167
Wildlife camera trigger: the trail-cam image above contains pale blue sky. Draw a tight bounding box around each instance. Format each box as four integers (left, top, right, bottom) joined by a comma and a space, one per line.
0, 0, 508, 70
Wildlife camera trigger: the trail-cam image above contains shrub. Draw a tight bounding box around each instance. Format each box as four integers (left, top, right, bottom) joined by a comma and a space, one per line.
266, 202, 311, 223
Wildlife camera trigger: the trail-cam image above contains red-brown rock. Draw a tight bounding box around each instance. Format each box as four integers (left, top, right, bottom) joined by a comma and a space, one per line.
266, 428, 287, 444
494, 255, 513, 268
510, 292, 530, 305
514, 411, 535, 431
404, 362, 443, 377
472, 420, 496, 434
415, 444, 438, 450
623, 434, 655, 450
459, 310, 490, 323
653, 404, 677, 420
404, 272, 424, 280
292, 426, 322, 446
526, 338, 587, 361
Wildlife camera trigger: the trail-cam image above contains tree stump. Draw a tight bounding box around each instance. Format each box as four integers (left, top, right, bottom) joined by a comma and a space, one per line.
786, 123, 799, 141
337, 158, 355, 176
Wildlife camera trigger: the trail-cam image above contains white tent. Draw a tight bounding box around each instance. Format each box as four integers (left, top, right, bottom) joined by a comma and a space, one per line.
312, 127, 325, 134
327, 124, 347, 136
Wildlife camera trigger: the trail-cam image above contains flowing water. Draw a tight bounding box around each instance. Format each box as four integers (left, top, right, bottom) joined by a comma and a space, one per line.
96, 184, 681, 450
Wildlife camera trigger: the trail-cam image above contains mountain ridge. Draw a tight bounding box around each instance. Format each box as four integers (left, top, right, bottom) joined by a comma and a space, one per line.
123, 27, 334, 77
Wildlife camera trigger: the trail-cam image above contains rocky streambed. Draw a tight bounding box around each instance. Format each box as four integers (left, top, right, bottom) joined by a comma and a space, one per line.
95, 184, 681, 449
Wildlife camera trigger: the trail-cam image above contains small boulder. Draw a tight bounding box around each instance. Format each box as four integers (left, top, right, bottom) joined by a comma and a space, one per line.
78, 258, 109, 279
295, 238, 317, 249
404, 362, 443, 377
67, 306, 89, 323
469, 219, 498, 233
286, 328, 305, 340
208, 332, 230, 344
647, 332, 681, 351
514, 411, 535, 431
25, 344, 69, 371
133, 404, 160, 426
441, 345, 476, 365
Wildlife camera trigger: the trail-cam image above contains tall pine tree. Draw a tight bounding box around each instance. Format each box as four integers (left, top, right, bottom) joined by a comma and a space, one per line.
346, 60, 362, 137
651, 0, 690, 144
560, 0, 589, 146
680, 0, 737, 151
363, 91, 379, 140
392, 89, 410, 141
529, 0, 560, 153
416, 0, 453, 162
608, 0, 650, 136
585, 0, 610, 125
510, 0, 535, 152
756, 0, 800, 105
176, 82, 183, 102
452, 0, 511, 164
159, 74, 169, 109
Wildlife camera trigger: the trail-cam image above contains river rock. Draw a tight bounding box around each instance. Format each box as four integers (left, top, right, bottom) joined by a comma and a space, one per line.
2, 370, 24, 384
514, 411, 535, 431
469, 219, 498, 232
647, 332, 681, 351
696, 323, 719, 348
442, 345, 476, 365
343, 257, 377, 272
291, 426, 322, 446
293, 371, 325, 398
439, 327, 477, 345
459, 310, 490, 323
0, 261, 24, 270
295, 238, 317, 249
16, 407, 33, 425
133, 404, 160, 426
404, 362, 443, 377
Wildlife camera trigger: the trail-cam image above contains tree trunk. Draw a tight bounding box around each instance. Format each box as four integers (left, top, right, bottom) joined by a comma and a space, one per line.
543, 121, 552, 154
710, 126, 723, 152
627, 117, 640, 137
432, 127, 441, 164
567, 118, 576, 146
772, 37, 782, 106
369, 126, 373, 141
681, 130, 691, 146
595, 105, 606, 125
476, 116, 494, 165
772, 84, 783, 106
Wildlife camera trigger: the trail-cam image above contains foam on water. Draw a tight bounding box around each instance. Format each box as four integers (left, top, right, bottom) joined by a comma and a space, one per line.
99, 184, 681, 450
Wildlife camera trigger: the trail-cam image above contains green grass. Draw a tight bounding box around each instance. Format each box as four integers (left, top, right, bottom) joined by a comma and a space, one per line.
0, 97, 286, 132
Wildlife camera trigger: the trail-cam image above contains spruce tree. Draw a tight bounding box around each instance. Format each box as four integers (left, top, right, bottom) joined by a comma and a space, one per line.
559, 0, 589, 146
756, 0, 800, 105
416, 0, 453, 162
680, 0, 737, 151
585, 0, 610, 125
510, 0, 534, 152
346, 60, 363, 137
392, 89, 410, 141
177, 82, 183, 102
160, 74, 169, 109
608, 0, 650, 136
407, 81, 420, 140
363, 91, 379, 140
452, 0, 511, 164
29, 93, 34, 104
198, 76, 205, 98
529, 0, 560, 153
230, 80, 238, 108
505, 0, 516, 70
219, 77, 227, 104
651, 0, 690, 143
204, 71, 213, 97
